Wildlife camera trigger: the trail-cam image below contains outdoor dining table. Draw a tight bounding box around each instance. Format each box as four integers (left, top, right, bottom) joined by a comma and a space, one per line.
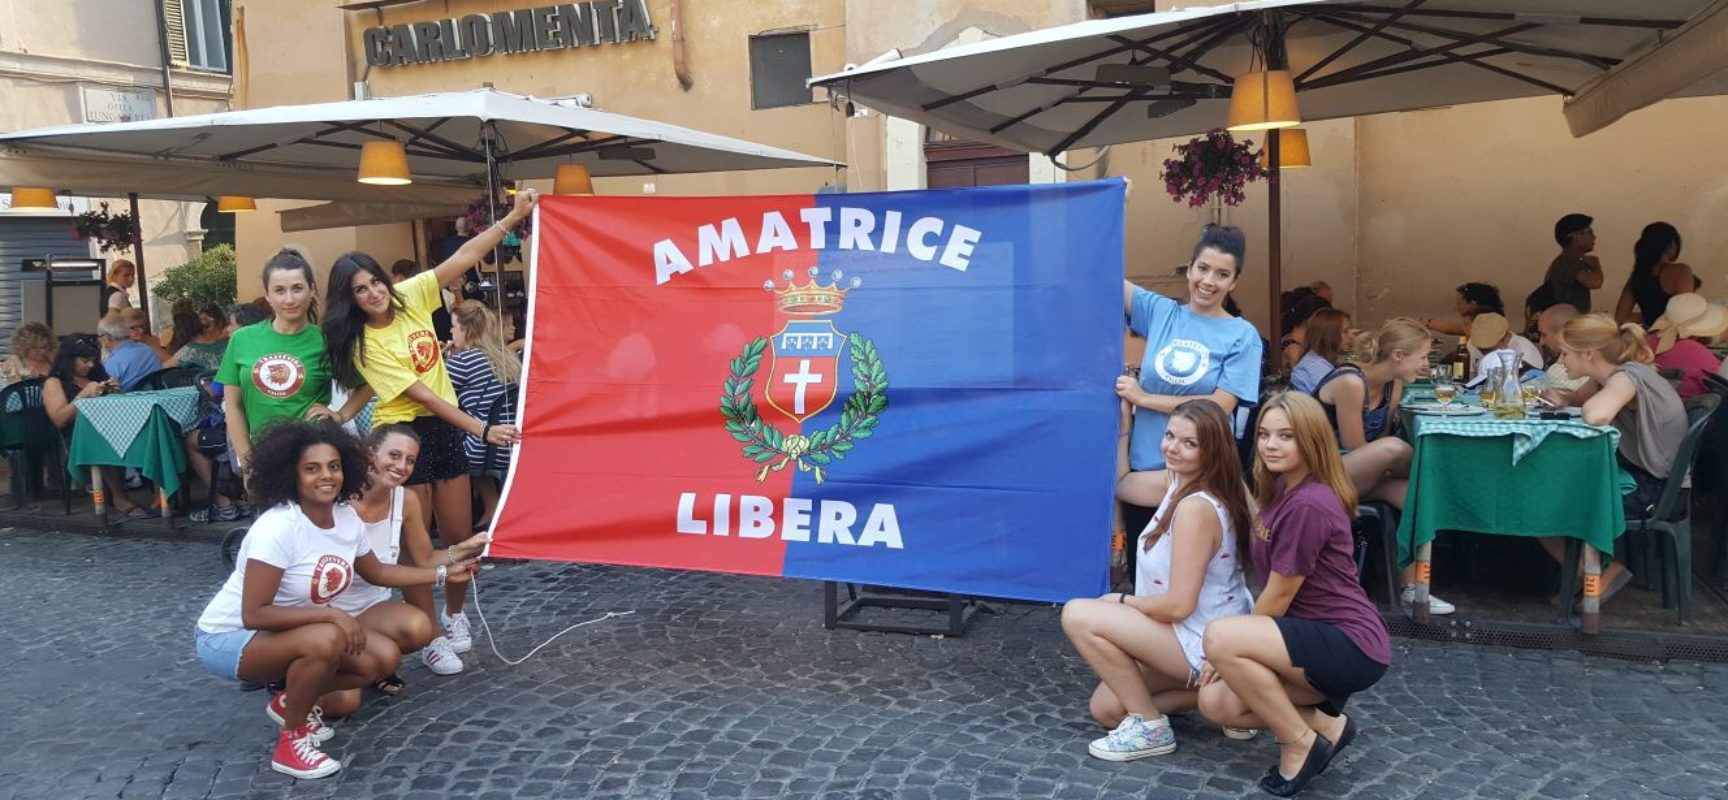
68, 387, 201, 532
1396, 384, 1628, 634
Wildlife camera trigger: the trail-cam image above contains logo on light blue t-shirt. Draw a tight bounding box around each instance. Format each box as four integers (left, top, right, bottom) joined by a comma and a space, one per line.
1154, 338, 1212, 386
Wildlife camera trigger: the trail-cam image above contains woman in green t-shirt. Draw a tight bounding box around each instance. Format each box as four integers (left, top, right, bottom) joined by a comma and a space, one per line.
219, 250, 374, 479
322, 191, 531, 654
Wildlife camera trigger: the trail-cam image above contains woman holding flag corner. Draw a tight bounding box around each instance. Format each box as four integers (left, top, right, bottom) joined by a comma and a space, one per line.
323, 188, 534, 657
1116, 226, 1264, 510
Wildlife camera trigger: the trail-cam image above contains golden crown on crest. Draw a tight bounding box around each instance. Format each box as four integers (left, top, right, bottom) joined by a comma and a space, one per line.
762, 267, 862, 316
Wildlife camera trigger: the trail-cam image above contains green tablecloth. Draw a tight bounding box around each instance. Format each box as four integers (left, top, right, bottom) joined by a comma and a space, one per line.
68, 388, 201, 496
1395, 400, 1629, 566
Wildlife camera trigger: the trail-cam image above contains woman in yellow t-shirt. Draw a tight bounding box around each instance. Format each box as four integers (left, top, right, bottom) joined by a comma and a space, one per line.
322, 189, 534, 648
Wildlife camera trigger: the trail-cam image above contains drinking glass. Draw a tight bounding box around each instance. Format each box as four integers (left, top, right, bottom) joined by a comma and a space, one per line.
1435, 382, 1457, 407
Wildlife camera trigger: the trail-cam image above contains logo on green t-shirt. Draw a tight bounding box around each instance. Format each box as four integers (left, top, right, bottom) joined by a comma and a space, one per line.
252, 353, 308, 399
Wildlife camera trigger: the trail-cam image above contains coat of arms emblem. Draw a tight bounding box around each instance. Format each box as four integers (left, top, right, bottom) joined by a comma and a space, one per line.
721, 267, 889, 484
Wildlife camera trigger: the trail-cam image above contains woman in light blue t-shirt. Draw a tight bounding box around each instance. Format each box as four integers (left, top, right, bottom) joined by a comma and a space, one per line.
1116, 227, 1264, 508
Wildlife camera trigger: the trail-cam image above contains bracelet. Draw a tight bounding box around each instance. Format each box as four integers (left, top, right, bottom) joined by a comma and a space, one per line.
434, 564, 447, 589
481, 423, 493, 442
445, 548, 457, 567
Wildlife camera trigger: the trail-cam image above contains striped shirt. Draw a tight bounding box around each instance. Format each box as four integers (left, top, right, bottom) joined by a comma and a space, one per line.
444, 349, 516, 472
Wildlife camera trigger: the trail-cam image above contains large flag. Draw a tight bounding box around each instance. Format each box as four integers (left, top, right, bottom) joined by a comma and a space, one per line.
491, 180, 1125, 602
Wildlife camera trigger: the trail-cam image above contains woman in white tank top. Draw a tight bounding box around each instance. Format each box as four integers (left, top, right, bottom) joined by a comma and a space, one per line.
1063, 399, 1255, 762
318, 424, 488, 716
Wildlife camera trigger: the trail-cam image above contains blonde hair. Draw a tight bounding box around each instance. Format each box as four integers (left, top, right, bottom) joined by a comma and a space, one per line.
107, 259, 134, 283
1352, 317, 1429, 365
10, 322, 53, 361
452, 300, 521, 385
1253, 392, 1358, 516
1557, 313, 1652, 365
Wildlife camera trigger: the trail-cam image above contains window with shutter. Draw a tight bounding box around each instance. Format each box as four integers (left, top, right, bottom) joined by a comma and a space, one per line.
162, 0, 190, 64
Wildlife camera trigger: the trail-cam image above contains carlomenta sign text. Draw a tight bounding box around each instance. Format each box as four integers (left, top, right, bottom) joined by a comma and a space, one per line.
364, 1, 656, 68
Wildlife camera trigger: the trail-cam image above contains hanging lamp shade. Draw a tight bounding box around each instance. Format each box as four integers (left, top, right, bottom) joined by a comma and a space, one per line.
1227, 70, 1300, 132
553, 163, 595, 195
217, 195, 257, 212
7, 186, 58, 211
1259, 128, 1311, 170
357, 140, 412, 185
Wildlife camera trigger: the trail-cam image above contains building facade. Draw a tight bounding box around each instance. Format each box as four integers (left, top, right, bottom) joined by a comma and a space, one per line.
0, 0, 233, 336
232, 0, 1728, 334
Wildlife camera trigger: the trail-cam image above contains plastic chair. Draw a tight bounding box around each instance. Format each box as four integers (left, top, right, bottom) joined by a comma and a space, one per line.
144, 366, 202, 390
0, 378, 70, 511
1562, 393, 1718, 625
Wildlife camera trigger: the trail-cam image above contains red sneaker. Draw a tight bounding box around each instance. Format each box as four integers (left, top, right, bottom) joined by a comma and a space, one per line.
270, 724, 341, 779
265, 692, 333, 744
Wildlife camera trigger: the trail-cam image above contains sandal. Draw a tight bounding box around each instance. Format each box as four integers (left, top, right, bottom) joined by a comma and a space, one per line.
372, 673, 407, 696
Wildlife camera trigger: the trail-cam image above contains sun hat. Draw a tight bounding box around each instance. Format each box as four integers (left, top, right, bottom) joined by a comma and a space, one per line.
1467, 312, 1510, 351
1650, 293, 1728, 353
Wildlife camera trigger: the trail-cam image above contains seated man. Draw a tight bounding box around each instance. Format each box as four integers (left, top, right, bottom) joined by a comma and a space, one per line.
98, 310, 163, 391
1468, 312, 1542, 379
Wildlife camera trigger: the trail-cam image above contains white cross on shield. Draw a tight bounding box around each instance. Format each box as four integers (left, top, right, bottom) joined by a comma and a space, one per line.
766, 320, 847, 422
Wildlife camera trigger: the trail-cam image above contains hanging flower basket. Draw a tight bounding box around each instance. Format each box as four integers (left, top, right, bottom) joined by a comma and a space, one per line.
73, 202, 137, 254
1159, 129, 1267, 208
464, 195, 533, 239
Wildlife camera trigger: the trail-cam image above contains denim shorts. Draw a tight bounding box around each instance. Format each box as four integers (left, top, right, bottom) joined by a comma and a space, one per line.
194, 627, 257, 681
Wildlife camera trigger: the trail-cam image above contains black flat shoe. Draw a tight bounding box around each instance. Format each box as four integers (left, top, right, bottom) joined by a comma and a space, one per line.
1259, 732, 1335, 797
1319, 716, 1356, 774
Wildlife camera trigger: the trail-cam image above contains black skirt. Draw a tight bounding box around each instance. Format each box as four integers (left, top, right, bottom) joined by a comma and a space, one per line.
1275, 616, 1388, 716
406, 415, 468, 485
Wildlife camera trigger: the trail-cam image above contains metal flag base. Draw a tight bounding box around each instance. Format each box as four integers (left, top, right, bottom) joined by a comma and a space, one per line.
822, 581, 981, 636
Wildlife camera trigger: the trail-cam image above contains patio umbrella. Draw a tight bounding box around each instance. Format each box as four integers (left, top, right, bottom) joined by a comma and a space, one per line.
1565, 0, 1728, 137
810, 0, 1715, 326
0, 88, 839, 314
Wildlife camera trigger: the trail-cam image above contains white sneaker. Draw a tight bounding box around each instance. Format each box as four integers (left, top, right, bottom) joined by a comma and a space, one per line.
421, 636, 465, 675
441, 611, 473, 654
1087, 713, 1177, 761
1400, 586, 1457, 615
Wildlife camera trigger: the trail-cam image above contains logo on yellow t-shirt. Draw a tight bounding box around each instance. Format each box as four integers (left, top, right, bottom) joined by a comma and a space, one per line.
252, 353, 306, 399
408, 329, 439, 374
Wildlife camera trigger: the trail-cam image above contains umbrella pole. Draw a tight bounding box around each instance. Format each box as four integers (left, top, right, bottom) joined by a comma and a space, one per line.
482, 123, 508, 332
1267, 129, 1281, 340
129, 192, 151, 329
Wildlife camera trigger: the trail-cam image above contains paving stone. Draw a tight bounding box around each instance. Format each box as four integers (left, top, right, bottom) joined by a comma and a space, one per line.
1, 528, 1725, 799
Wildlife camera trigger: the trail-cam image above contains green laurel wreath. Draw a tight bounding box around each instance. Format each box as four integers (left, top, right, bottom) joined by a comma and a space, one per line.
721, 333, 888, 484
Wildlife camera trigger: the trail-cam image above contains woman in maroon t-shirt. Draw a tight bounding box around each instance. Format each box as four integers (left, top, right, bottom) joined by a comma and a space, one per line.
1197, 392, 1391, 797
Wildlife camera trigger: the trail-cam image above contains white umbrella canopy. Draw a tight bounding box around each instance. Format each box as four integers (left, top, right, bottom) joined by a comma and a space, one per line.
811, 0, 1713, 156
0, 87, 839, 202
1565, 0, 1728, 137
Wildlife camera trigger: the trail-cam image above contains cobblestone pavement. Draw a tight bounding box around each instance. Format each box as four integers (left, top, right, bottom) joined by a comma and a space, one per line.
3, 526, 1727, 800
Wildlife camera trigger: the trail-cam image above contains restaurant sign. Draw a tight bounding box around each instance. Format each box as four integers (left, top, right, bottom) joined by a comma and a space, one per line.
364, 1, 656, 68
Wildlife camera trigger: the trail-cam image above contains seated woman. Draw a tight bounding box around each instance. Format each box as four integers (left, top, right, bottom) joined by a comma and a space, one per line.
321, 424, 488, 710
1278, 290, 1331, 372
1199, 392, 1392, 798
0, 321, 55, 383
1423, 282, 1502, 337
167, 303, 231, 372
446, 300, 521, 529
192, 421, 477, 779
1311, 319, 1450, 614
1646, 293, 1724, 401
1063, 399, 1254, 760
1288, 309, 1350, 394
1540, 315, 1688, 605
42, 337, 154, 518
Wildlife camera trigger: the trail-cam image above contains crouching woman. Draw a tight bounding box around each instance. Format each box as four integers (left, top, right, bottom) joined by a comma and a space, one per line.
192, 420, 477, 780
1062, 399, 1255, 761
1199, 392, 1390, 797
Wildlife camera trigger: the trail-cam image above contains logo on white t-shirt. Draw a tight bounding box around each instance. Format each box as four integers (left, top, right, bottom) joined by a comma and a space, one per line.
252, 353, 307, 399
310, 554, 353, 604
1153, 338, 1212, 386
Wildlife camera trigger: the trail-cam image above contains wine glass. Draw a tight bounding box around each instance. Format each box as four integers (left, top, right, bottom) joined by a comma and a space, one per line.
1435, 382, 1458, 408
